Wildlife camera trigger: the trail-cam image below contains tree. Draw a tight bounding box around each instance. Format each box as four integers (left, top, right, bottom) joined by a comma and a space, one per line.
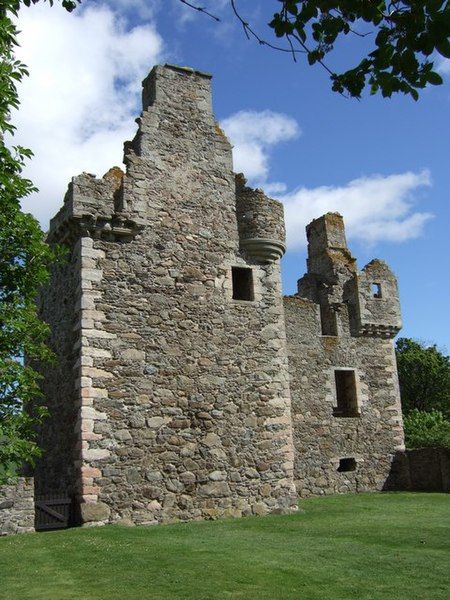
403, 409, 450, 448
183, 1, 450, 99
395, 337, 450, 416
266, 0, 450, 99
0, 0, 65, 483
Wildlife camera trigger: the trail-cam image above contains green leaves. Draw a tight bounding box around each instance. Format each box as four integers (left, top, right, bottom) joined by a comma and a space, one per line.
0, 0, 73, 484
397, 338, 450, 449
436, 37, 450, 57
427, 70, 444, 84
396, 337, 450, 417
403, 410, 450, 448
22, 0, 80, 11
269, 1, 450, 99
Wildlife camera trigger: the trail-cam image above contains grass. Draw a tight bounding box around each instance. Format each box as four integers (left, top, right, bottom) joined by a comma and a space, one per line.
1, 493, 449, 600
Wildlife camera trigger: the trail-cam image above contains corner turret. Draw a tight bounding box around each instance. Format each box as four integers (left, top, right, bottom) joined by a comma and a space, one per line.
235, 174, 286, 263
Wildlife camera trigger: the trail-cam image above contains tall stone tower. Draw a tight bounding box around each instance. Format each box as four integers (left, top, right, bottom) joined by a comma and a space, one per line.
284, 213, 405, 496
36, 65, 297, 525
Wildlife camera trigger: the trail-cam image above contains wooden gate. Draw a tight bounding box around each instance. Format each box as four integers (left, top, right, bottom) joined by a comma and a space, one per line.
35, 492, 72, 531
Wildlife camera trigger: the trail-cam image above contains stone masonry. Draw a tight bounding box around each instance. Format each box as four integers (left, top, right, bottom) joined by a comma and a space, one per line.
0, 478, 35, 536
35, 64, 405, 526
285, 213, 404, 496
36, 65, 297, 526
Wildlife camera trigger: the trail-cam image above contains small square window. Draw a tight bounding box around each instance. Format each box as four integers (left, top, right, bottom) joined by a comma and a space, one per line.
232, 267, 254, 301
333, 369, 359, 417
337, 458, 356, 472
371, 283, 382, 298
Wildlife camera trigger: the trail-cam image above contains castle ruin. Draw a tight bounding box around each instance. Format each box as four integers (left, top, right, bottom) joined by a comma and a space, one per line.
36, 65, 405, 526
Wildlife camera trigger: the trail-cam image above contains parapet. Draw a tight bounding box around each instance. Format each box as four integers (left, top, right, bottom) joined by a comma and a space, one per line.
48, 64, 230, 244
47, 168, 142, 245
235, 174, 286, 263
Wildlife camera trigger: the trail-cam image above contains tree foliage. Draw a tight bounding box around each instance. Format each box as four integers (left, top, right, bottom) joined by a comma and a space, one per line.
403, 409, 450, 448
395, 337, 450, 417
0, 0, 64, 483
268, 1, 450, 99
181, 1, 450, 99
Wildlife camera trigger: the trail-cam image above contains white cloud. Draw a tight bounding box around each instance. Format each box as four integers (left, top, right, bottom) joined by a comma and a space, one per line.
221, 109, 431, 249
279, 171, 433, 250
221, 110, 300, 181
437, 58, 450, 75
12, 5, 432, 251
262, 181, 287, 195
12, 3, 163, 226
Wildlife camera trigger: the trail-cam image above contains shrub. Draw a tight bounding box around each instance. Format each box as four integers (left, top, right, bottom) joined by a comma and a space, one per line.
403, 409, 450, 449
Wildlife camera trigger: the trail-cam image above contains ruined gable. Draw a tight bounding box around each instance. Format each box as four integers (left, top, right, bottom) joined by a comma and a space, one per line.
36, 66, 405, 526
285, 213, 404, 496
36, 65, 297, 525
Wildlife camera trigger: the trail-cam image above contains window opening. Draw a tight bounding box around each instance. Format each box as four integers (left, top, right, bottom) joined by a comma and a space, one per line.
320, 305, 338, 336
337, 458, 357, 472
232, 267, 254, 301
371, 283, 382, 298
333, 369, 359, 417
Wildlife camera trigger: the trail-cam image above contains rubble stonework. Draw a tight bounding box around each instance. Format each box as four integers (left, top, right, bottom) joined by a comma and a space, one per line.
285, 213, 404, 496
37, 65, 297, 526
36, 64, 405, 526
0, 478, 35, 535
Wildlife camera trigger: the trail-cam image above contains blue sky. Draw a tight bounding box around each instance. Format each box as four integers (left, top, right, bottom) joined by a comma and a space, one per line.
13, 0, 449, 350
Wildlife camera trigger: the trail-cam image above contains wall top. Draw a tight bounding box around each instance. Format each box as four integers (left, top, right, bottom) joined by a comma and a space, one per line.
162, 64, 213, 79
306, 212, 348, 251
141, 63, 213, 115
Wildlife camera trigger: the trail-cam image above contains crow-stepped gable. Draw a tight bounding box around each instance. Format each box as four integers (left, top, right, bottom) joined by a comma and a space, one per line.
36, 64, 404, 526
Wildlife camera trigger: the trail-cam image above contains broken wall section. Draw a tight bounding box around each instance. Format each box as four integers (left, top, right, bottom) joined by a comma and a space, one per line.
285, 213, 404, 496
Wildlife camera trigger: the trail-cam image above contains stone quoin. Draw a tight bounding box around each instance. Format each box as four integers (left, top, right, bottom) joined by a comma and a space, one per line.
34, 64, 404, 526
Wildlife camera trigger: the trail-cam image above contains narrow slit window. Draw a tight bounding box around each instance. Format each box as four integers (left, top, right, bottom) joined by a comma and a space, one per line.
232, 267, 254, 301
333, 369, 359, 417
337, 458, 356, 472
371, 283, 382, 298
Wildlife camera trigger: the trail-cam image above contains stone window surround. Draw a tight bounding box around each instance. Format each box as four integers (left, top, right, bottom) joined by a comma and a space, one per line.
231, 266, 254, 302
371, 282, 382, 298
319, 304, 339, 338
329, 366, 362, 417
337, 457, 357, 472
217, 258, 264, 305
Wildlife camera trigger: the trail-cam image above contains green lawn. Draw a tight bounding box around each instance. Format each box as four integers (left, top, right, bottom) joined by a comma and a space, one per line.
1, 493, 449, 600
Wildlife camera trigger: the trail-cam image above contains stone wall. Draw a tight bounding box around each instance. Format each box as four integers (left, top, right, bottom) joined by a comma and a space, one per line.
284, 214, 405, 497
34, 249, 79, 495
391, 448, 450, 492
0, 478, 35, 536
39, 64, 297, 526
36, 65, 408, 524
